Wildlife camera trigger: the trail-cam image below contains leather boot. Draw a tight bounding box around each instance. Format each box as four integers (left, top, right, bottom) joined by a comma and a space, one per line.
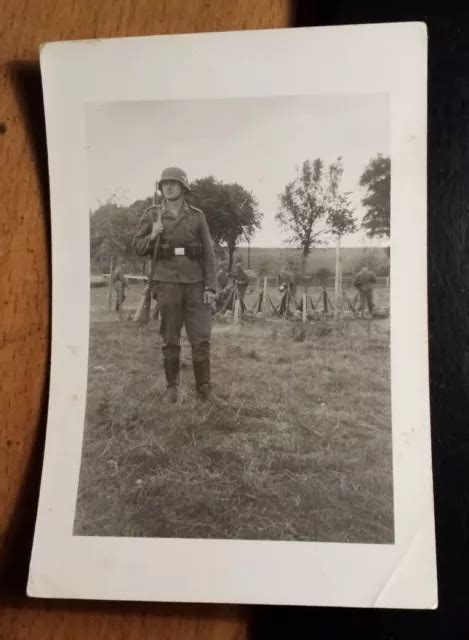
193, 359, 223, 404
162, 358, 179, 403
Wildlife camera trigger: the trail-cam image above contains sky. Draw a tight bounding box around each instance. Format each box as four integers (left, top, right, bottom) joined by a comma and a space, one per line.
86, 94, 389, 248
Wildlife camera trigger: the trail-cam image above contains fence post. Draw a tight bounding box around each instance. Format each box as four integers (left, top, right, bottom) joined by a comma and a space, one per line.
302, 293, 307, 323
263, 276, 268, 318
234, 299, 240, 325
334, 235, 343, 320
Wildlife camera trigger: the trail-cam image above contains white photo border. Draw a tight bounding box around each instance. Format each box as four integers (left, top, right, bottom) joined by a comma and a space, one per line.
28, 23, 436, 608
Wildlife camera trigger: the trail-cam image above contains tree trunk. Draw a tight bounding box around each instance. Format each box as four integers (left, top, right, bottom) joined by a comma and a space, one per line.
228, 243, 235, 272
334, 236, 342, 320
301, 248, 308, 291
107, 255, 114, 311
301, 249, 308, 277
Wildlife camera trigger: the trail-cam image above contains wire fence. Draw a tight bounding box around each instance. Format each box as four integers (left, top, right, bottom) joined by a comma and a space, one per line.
93, 274, 390, 288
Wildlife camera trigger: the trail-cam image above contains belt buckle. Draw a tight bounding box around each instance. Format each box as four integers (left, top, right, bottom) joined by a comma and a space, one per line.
174, 247, 185, 256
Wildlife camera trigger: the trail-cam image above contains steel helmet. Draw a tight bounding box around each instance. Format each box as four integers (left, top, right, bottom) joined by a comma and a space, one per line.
158, 167, 190, 192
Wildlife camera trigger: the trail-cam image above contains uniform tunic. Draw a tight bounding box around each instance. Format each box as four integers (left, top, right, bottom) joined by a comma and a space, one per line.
133, 200, 216, 290
133, 199, 216, 362
354, 268, 377, 314
111, 266, 128, 311
216, 268, 229, 290
234, 266, 249, 303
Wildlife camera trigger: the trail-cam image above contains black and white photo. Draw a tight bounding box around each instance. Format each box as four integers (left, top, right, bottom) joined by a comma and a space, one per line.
76, 94, 393, 544
28, 24, 436, 608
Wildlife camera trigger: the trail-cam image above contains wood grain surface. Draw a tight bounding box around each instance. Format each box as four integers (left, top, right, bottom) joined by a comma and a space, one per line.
0, 1, 292, 637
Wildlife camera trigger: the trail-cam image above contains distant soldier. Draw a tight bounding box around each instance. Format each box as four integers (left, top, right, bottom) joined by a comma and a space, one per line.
354, 265, 377, 316
111, 262, 128, 313
216, 261, 229, 290
279, 266, 297, 298
133, 167, 218, 404
214, 282, 232, 312
234, 262, 249, 304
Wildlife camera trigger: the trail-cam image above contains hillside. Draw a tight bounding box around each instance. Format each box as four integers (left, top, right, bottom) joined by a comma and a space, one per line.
233, 246, 389, 276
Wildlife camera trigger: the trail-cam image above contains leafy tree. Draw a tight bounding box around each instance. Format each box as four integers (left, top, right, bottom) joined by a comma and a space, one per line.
277, 158, 356, 274
276, 159, 329, 272
326, 158, 356, 238
190, 176, 262, 270
359, 154, 391, 239
90, 201, 135, 272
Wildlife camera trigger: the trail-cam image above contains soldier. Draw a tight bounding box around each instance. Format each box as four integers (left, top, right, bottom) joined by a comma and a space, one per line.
278, 265, 297, 298
216, 261, 229, 290
354, 264, 377, 316
133, 167, 218, 403
234, 262, 249, 305
111, 261, 128, 313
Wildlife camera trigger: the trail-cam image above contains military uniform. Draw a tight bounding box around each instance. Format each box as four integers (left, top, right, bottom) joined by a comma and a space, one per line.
216, 267, 229, 290
234, 264, 249, 304
354, 267, 377, 315
133, 167, 217, 400
279, 267, 297, 298
111, 265, 128, 312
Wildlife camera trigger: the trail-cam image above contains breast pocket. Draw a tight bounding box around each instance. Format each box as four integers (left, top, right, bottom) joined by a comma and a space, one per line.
181, 217, 200, 243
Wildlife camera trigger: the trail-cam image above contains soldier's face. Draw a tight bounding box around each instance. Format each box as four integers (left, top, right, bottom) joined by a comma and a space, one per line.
161, 180, 183, 200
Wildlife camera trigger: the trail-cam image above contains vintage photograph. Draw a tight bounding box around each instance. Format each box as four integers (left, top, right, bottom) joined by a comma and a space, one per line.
75, 94, 393, 543
29, 24, 435, 607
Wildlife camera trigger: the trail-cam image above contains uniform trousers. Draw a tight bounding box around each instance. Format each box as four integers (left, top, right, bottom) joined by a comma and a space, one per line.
358, 289, 374, 314
153, 281, 211, 362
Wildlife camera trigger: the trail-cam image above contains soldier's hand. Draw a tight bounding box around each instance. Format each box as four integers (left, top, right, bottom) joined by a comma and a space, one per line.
151, 221, 164, 239
204, 290, 216, 305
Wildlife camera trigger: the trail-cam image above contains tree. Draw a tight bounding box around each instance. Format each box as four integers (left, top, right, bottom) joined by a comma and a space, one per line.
90, 198, 149, 273
191, 176, 262, 270
359, 154, 391, 239
326, 158, 356, 238
276, 159, 329, 274
277, 158, 357, 278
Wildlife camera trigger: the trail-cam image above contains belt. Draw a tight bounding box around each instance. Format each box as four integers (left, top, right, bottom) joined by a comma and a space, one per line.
157, 242, 202, 260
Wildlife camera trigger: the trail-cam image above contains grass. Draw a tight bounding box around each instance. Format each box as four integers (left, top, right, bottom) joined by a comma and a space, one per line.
75, 284, 393, 543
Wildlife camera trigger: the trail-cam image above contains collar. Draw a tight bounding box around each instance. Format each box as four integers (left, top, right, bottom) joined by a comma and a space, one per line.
161, 198, 188, 219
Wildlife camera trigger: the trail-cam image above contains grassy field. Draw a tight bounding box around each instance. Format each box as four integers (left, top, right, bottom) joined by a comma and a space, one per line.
75, 285, 393, 542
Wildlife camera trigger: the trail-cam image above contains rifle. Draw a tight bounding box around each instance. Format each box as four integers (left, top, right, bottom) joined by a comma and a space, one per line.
133, 189, 162, 324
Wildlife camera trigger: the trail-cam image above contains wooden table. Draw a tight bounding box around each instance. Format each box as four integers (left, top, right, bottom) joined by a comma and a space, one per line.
0, 1, 291, 637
